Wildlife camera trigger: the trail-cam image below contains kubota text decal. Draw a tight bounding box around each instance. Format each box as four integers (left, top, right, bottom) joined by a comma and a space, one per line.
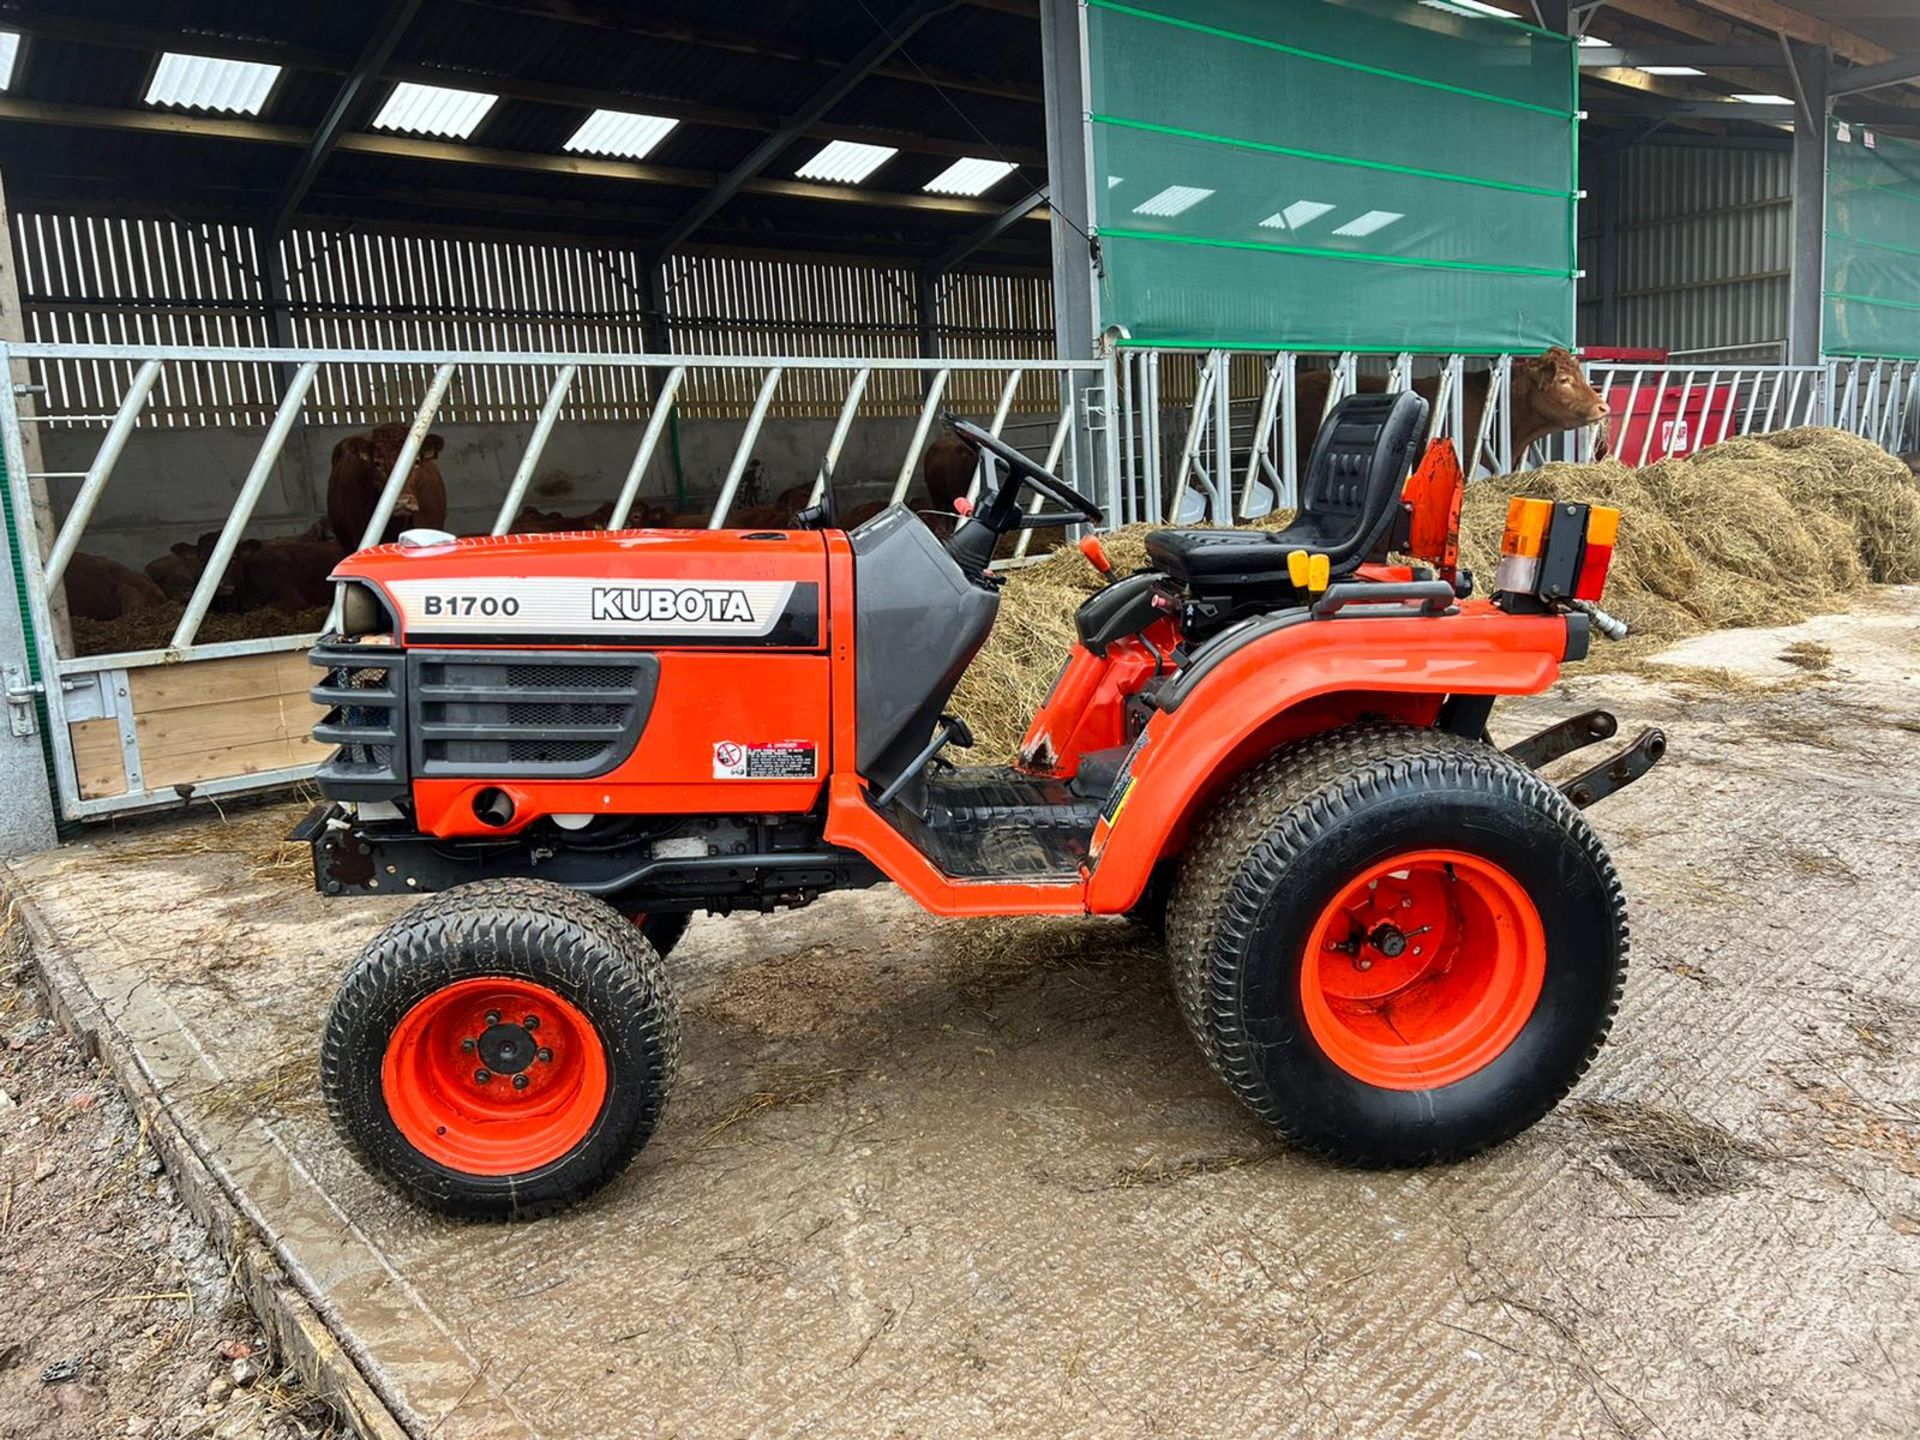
385, 577, 802, 640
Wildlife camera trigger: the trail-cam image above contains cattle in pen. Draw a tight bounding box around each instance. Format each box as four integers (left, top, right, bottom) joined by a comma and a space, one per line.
1293, 348, 1610, 475
327, 424, 448, 549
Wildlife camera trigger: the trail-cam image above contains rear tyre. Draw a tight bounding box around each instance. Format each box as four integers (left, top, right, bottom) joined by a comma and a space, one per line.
1166, 724, 1626, 1167
321, 879, 678, 1219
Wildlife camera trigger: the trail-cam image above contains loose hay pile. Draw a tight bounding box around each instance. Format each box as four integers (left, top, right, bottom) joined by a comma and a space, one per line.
71, 602, 327, 657
955, 427, 1920, 761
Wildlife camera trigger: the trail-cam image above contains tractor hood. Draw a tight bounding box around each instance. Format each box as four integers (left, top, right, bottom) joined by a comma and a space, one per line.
333, 527, 828, 649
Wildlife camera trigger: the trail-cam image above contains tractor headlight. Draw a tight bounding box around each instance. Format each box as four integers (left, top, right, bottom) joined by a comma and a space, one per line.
337, 581, 391, 639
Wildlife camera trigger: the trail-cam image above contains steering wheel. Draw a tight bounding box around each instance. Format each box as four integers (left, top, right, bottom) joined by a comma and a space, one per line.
947, 416, 1104, 529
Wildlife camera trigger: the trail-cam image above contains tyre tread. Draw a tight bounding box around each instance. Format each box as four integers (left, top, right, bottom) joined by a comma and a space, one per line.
1164, 723, 1628, 1167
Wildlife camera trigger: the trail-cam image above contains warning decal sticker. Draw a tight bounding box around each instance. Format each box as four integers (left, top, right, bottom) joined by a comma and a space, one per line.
713, 740, 818, 780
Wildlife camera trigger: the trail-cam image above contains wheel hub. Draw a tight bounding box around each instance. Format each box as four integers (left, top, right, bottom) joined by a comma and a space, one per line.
476, 1021, 537, 1076
1300, 849, 1547, 1090
380, 977, 609, 1176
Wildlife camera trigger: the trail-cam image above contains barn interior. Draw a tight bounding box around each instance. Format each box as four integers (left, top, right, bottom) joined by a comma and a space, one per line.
0, 0, 1914, 565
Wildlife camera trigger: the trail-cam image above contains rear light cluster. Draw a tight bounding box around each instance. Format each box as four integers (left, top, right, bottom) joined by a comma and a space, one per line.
1495, 498, 1619, 604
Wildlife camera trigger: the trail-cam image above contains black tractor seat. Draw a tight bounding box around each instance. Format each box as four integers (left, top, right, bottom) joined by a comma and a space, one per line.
1146, 390, 1429, 591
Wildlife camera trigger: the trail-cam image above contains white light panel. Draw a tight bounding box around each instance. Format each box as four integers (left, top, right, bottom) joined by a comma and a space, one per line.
1261, 200, 1335, 231
144, 52, 281, 115
564, 109, 678, 160
1132, 185, 1214, 217
373, 82, 500, 140
923, 157, 1017, 196
795, 140, 897, 184
1331, 210, 1405, 237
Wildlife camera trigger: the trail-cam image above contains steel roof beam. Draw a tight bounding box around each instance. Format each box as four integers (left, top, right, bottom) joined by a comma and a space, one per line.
1584, 93, 1919, 127
449, 0, 1042, 103
1832, 56, 1920, 98
0, 97, 1052, 223
928, 184, 1047, 274
269, 0, 424, 237
651, 0, 961, 259
1578, 45, 1785, 67
377, 62, 1045, 166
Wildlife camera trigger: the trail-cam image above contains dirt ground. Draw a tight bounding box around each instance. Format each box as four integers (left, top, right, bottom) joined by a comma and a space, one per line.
0, 929, 338, 1438
4, 588, 1920, 1439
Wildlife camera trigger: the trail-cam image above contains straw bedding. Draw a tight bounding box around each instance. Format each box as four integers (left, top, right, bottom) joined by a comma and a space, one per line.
954, 427, 1920, 762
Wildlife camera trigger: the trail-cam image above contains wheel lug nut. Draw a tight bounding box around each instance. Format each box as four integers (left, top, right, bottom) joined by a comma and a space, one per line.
523, 1015, 540, 1031
512, 1074, 530, 1090
485, 1011, 501, 1026
460, 1038, 476, 1053
474, 1068, 492, 1084
537, 1047, 553, 1063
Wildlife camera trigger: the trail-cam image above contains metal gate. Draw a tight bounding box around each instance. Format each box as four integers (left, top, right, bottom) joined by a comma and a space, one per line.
0, 341, 1114, 821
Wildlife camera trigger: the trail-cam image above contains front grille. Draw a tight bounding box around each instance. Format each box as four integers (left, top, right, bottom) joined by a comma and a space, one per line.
506, 700, 625, 727
505, 663, 628, 690
508, 738, 605, 765
310, 642, 408, 801
411, 650, 659, 779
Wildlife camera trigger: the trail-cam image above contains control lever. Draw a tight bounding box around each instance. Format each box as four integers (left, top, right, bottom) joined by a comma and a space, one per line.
873, 714, 975, 809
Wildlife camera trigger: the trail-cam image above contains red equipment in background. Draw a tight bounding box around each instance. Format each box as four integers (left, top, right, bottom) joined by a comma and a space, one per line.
1581, 346, 1739, 466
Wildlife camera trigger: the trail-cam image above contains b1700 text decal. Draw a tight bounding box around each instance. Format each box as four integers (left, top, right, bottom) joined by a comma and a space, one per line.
387, 576, 797, 638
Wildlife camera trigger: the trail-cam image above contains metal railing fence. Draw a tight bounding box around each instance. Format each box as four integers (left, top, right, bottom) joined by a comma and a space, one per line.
0, 340, 1114, 820
1099, 349, 1918, 527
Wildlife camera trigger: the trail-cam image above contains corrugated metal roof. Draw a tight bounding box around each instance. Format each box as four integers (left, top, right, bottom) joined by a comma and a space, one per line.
0, 0, 1041, 264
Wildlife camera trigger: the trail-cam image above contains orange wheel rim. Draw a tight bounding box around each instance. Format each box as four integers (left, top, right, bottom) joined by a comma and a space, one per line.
382, 978, 609, 1175
1300, 849, 1545, 1090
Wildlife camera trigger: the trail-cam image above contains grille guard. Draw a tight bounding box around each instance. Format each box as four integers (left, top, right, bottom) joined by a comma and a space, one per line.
308, 640, 658, 805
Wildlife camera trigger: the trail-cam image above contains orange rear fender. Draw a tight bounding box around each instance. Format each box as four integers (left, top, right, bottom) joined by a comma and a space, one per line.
1083, 605, 1571, 914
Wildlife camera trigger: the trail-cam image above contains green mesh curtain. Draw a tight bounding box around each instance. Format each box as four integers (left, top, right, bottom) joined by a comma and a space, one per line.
1086, 0, 1578, 352
1826, 121, 1920, 360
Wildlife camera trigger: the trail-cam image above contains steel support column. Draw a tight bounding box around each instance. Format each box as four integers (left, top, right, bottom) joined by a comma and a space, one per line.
1039, 0, 1100, 493
915, 270, 941, 361
1786, 42, 1829, 367
1592, 147, 1624, 346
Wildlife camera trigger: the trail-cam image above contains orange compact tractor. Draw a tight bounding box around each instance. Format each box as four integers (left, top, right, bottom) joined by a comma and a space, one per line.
301, 392, 1664, 1218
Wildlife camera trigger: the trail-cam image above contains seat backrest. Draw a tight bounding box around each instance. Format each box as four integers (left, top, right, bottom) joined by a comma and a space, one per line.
1299, 391, 1430, 569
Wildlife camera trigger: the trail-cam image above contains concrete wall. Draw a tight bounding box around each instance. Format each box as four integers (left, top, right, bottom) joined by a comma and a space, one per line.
41, 414, 931, 569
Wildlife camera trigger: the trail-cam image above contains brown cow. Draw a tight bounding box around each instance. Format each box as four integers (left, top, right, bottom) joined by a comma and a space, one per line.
233, 538, 347, 614
145, 544, 203, 602
1292, 348, 1609, 476
144, 530, 225, 603
64, 552, 166, 621
327, 424, 447, 550
923, 433, 975, 515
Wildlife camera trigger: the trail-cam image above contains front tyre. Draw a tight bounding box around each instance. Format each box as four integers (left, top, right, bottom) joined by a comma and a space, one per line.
321, 879, 678, 1219
1167, 725, 1626, 1167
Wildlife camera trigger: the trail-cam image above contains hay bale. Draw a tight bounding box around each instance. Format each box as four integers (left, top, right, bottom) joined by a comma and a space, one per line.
1761, 427, 1920, 583
952, 427, 1920, 764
